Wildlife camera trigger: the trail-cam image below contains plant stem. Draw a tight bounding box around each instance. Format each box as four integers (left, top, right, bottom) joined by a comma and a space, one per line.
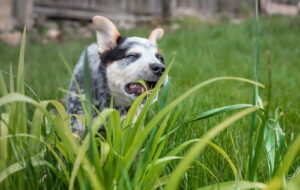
248, 0, 261, 181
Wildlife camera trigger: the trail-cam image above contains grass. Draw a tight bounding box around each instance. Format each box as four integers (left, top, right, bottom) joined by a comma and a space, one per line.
0, 14, 300, 189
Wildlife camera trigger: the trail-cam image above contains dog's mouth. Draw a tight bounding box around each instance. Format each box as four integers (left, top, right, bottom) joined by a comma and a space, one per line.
124, 81, 158, 96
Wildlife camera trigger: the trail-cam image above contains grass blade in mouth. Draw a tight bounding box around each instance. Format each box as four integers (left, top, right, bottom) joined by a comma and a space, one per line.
136, 79, 148, 90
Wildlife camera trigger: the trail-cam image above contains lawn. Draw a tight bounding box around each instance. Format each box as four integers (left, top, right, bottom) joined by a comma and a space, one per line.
0, 15, 299, 189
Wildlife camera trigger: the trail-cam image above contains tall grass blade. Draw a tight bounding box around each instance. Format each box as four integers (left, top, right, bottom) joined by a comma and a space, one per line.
16, 27, 26, 94
248, 0, 261, 180
16, 27, 27, 134
0, 113, 9, 161
188, 104, 254, 122
0, 71, 8, 97
83, 49, 92, 125
68, 137, 90, 190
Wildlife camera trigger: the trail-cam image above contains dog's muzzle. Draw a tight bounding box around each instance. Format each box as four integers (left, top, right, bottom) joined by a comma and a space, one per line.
124, 81, 160, 96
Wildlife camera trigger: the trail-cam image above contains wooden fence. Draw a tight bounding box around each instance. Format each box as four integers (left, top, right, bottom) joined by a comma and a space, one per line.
33, 0, 299, 21
34, 0, 164, 21
33, 0, 256, 21
1, 0, 299, 31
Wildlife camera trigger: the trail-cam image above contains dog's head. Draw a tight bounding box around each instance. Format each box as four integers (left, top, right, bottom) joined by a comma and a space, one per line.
93, 16, 168, 106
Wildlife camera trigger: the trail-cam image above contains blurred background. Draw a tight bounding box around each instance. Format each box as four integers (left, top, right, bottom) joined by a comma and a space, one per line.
0, 0, 299, 45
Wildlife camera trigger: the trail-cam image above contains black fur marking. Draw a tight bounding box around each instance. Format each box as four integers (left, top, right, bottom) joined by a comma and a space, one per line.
155, 53, 165, 64
101, 36, 128, 65
101, 47, 128, 65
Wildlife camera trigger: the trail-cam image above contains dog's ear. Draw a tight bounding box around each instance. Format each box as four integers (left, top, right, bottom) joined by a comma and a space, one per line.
93, 16, 120, 53
149, 28, 164, 44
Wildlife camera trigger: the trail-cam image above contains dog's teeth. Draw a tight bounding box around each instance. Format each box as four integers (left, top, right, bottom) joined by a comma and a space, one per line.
128, 82, 150, 95
137, 88, 142, 94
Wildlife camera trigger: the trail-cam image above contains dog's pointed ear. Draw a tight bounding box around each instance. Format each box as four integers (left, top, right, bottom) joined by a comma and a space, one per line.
148, 28, 164, 44
93, 16, 120, 53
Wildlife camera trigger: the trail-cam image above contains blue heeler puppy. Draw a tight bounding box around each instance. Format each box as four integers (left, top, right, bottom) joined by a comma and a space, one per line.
67, 16, 168, 137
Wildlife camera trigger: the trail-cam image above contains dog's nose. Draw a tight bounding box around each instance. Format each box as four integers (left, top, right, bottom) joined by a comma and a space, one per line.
150, 63, 165, 76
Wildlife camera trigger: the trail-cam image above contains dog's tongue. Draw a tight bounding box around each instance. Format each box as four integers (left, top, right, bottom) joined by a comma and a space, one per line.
125, 83, 146, 96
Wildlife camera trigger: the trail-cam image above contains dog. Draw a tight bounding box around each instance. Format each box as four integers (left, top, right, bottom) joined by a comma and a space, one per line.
67, 16, 168, 137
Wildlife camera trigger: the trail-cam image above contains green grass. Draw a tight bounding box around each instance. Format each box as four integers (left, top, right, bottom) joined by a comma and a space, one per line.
0, 15, 300, 189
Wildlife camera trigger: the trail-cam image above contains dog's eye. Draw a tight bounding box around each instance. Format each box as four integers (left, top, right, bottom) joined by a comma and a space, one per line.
126, 54, 140, 59
156, 54, 164, 63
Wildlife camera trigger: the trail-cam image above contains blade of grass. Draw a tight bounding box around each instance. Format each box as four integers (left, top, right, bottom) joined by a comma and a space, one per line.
16, 27, 26, 94
0, 113, 9, 161
248, 0, 261, 180
188, 104, 255, 122
16, 27, 27, 134
0, 71, 8, 97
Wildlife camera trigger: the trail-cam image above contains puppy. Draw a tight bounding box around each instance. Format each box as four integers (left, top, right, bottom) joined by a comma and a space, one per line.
67, 16, 168, 137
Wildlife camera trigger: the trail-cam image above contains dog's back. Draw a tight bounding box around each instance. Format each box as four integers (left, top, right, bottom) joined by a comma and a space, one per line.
67, 43, 110, 136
